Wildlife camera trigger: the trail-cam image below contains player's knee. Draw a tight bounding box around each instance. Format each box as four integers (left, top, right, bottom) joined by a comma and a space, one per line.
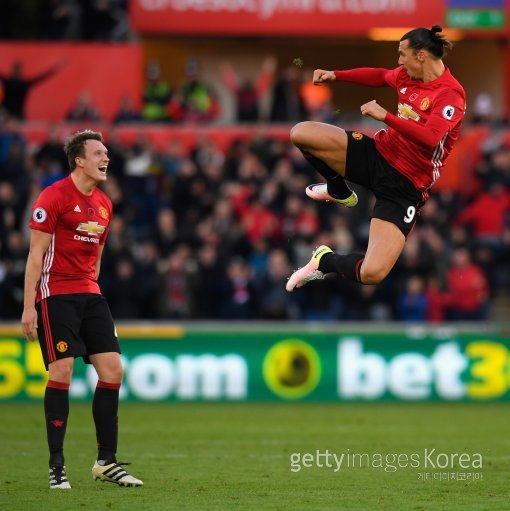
360, 265, 388, 285
290, 121, 314, 147
94, 359, 124, 383
48, 358, 74, 383
106, 362, 124, 383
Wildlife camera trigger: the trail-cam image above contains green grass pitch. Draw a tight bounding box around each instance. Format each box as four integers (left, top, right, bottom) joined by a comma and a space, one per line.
1, 402, 509, 510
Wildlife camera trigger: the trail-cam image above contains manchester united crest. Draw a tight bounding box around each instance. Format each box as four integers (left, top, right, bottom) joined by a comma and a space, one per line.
56, 341, 68, 353
352, 132, 363, 140
420, 97, 430, 111
99, 206, 109, 220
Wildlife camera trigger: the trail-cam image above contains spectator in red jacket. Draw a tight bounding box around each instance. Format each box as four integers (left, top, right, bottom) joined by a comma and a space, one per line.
455, 181, 510, 245
445, 247, 489, 320
454, 181, 510, 294
425, 277, 449, 322
241, 194, 280, 245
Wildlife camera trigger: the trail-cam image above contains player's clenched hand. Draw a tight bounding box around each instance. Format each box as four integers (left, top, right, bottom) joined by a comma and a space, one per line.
360, 100, 387, 121
313, 69, 335, 85
21, 307, 38, 342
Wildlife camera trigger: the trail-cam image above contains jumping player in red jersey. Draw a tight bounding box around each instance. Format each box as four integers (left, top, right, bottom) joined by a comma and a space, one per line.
286, 26, 466, 292
21, 130, 143, 489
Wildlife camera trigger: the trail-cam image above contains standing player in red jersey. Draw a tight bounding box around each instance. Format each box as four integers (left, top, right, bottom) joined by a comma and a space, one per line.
286, 26, 466, 292
21, 130, 143, 489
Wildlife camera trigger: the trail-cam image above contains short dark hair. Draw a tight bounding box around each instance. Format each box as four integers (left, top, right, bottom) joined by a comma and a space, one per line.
400, 25, 453, 59
64, 130, 104, 171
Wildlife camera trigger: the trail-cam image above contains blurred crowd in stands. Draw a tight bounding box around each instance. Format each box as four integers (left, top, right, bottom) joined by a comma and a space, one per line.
132, 57, 334, 125
0, 107, 509, 322
0, 53, 331, 125
0, 1, 508, 322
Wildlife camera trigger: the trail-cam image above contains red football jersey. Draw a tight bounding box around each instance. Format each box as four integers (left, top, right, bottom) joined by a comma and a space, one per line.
377, 66, 465, 195
334, 66, 466, 198
29, 176, 112, 301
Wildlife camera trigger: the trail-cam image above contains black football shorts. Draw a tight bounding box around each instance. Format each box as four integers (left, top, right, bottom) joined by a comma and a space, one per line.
36, 293, 120, 370
344, 130, 424, 237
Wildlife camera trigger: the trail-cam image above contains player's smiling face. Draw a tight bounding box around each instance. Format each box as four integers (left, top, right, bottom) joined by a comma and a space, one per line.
79, 139, 109, 183
398, 39, 423, 80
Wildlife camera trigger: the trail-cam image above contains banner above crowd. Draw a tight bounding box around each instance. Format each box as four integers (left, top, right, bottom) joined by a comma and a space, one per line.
131, 0, 445, 36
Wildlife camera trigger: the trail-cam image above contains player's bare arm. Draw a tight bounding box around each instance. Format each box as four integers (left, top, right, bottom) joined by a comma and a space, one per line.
21, 229, 52, 341
360, 99, 388, 122
312, 69, 336, 85
96, 244, 105, 279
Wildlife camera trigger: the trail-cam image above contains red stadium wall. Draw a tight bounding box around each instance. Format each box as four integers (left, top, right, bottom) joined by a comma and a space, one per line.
506, 42, 510, 116
0, 43, 142, 122
18, 122, 292, 153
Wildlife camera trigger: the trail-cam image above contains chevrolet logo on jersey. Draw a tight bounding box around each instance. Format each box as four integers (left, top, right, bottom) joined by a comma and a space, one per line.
76, 221, 106, 236
398, 103, 421, 122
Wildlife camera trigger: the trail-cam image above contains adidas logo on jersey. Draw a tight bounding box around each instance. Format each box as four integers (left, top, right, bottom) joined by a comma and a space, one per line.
400, 87, 407, 94
74, 205, 81, 213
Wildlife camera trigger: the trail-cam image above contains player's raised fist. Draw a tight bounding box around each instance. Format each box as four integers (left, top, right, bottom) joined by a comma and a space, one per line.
312, 69, 335, 85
